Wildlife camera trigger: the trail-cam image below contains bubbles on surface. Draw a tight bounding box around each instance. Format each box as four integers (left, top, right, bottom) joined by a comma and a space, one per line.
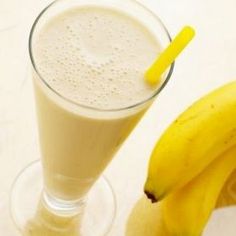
34, 6, 161, 110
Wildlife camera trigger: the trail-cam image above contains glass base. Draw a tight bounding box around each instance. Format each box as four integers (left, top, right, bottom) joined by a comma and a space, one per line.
10, 160, 116, 236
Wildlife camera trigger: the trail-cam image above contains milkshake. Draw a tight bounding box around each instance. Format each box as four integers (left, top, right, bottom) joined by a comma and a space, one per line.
32, 6, 162, 201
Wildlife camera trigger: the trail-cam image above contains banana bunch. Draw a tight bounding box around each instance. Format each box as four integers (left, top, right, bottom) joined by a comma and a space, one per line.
144, 81, 236, 236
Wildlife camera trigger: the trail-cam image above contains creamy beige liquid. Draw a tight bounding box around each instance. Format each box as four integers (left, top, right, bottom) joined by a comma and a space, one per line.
33, 6, 161, 200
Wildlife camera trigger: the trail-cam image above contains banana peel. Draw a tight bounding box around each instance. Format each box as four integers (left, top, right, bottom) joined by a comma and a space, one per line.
162, 147, 236, 236
145, 81, 236, 202
216, 169, 236, 208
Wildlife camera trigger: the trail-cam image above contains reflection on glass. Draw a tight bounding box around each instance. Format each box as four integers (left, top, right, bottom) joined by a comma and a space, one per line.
24, 198, 83, 236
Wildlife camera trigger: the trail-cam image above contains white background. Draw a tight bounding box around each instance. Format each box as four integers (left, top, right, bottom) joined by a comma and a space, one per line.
0, 0, 236, 235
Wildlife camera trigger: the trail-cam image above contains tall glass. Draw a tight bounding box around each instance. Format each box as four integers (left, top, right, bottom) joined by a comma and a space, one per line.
10, 0, 174, 235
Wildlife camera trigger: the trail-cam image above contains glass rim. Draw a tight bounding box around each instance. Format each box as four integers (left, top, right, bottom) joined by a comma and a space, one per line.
29, 0, 175, 113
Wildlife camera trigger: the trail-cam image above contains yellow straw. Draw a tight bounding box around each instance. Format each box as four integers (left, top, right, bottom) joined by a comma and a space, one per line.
145, 26, 195, 85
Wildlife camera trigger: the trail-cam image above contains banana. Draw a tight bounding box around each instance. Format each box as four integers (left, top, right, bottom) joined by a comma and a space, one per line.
162, 146, 236, 236
126, 196, 170, 236
145, 81, 236, 202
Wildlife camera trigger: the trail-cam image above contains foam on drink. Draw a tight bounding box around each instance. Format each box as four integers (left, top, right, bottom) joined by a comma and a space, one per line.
34, 6, 161, 110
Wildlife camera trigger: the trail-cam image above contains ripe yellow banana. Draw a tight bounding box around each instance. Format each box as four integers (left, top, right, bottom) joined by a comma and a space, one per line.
162, 146, 236, 236
145, 81, 236, 202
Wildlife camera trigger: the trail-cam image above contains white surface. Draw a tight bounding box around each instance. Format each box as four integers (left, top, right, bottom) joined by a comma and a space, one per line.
0, 0, 236, 235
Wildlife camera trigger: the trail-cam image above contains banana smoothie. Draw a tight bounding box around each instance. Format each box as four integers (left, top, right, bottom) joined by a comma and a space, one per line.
32, 6, 161, 200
